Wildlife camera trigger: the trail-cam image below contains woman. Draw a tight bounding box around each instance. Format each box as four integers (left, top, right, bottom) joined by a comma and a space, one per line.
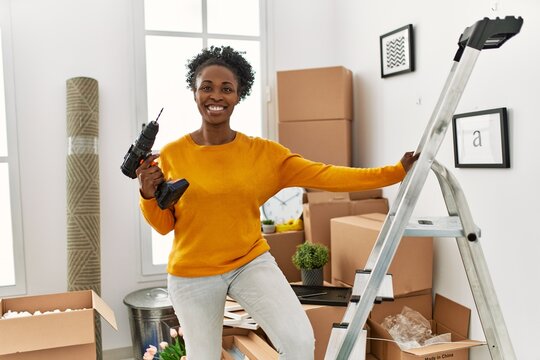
136, 45, 418, 359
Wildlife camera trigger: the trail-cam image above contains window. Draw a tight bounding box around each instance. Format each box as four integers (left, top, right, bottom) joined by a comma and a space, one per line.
133, 0, 268, 276
0, 0, 26, 296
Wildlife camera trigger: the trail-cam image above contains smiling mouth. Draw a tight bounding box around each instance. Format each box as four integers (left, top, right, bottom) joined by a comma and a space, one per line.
207, 105, 225, 111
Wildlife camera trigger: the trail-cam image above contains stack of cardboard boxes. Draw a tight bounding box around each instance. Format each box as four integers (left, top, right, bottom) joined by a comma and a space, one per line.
263, 64, 485, 359
302, 190, 389, 282
277, 66, 353, 166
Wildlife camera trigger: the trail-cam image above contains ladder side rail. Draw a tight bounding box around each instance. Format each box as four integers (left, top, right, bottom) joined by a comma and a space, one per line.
332, 158, 432, 359
414, 61, 460, 155
364, 50, 479, 273
362, 60, 460, 274
330, 15, 524, 358
431, 162, 517, 360
455, 239, 516, 360
431, 161, 476, 235
364, 46, 481, 278
334, 48, 481, 360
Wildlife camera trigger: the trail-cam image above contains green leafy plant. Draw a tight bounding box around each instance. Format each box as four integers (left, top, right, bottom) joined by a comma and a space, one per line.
291, 242, 329, 270
143, 327, 186, 360
261, 219, 275, 225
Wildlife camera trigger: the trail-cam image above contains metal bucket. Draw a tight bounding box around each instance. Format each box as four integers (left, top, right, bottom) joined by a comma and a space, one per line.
123, 287, 179, 360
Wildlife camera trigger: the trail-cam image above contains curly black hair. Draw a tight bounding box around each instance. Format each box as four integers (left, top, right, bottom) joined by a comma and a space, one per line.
186, 46, 255, 102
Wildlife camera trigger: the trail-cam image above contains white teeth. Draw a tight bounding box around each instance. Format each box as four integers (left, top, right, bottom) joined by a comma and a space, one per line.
208, 105, 224, 111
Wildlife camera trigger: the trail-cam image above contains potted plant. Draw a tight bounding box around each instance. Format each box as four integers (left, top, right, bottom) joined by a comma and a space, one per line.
291, 242, 329, 286
261, 219, 276, 234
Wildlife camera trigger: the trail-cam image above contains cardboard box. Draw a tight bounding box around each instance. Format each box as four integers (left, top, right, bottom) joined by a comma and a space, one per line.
303, 193, 388, 282
222, 331, 278, 359
370, 290, 433, 324
367, 294, 484, 360
331, 213, 432, 296
278, 119, 351, 166
303, 189, 383, 202
222, 303, 348, 360
0, 290, 117, 360
277, 66, 353, 121
303, 192, 386, 249
265, 230, 304, 282
302, 304, 347, 360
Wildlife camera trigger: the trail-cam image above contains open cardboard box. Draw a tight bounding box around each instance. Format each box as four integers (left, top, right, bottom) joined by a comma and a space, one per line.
367, 294, 484, 360
0, 290, 117, 360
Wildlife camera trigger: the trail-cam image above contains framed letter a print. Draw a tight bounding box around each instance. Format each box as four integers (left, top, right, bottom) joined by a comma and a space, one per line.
452, 108, 510, 168
380, 24, 415, 78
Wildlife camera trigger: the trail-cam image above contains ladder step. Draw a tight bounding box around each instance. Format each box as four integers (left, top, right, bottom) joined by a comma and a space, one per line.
342, 299, 358, 324
324, 323, 367, 360
389, 215, 481, 237
352, 270, 394, 301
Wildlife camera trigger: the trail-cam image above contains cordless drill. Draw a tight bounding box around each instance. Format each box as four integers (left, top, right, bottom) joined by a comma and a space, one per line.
121, 108, 189, 209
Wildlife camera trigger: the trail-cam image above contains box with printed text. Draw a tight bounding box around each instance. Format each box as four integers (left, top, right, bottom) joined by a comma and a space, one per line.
367, 294, 484, 360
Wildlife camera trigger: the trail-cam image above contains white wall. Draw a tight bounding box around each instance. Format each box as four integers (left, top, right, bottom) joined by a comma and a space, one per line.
273, 0, 540, 359
6, 0, 539, 357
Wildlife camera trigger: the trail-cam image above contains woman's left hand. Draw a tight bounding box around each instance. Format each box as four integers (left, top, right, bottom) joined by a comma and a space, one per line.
400, 151, 420, 172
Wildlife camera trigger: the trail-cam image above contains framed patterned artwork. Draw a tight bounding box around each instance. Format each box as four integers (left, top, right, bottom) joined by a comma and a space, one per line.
380, 24, 415, 78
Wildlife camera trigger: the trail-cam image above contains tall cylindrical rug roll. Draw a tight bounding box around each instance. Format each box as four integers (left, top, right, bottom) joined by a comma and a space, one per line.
66, 77, 102, 360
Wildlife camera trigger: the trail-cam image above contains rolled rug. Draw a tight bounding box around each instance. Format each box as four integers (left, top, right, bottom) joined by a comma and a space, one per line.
66, 76, 102, 359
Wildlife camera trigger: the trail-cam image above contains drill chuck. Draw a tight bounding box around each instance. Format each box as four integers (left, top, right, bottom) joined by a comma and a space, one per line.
121, 120, 159, 179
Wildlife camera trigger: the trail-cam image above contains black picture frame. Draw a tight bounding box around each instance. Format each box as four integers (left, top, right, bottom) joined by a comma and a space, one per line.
452, 108, 510, 168
380, 24, 415, 78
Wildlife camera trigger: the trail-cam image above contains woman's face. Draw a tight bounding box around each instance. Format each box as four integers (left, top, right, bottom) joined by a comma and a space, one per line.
194, 65, 239, 127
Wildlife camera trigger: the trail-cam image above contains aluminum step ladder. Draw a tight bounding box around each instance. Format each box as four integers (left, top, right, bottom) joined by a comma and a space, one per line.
325, 16, 523, 360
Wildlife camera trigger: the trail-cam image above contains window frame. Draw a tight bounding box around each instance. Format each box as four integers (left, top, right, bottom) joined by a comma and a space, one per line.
0, 0, 26, 297
132, 0, 271, 279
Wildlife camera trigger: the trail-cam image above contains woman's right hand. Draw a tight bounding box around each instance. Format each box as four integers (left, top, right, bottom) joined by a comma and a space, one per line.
135, 154, 165, 199
400, 151, 420, 172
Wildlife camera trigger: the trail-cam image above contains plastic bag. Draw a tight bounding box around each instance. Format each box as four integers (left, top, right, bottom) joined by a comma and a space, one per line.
381, 306, 451, 350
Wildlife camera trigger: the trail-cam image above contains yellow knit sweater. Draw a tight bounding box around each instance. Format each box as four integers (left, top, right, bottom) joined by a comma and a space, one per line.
140, 132, 406, 277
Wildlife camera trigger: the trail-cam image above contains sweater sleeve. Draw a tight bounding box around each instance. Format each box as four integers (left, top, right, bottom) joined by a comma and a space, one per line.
139, 196, 175, 235
277, 150, 406, 192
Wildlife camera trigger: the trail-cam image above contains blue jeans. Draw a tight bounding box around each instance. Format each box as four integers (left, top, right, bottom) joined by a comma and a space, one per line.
167, 251, 315, 359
